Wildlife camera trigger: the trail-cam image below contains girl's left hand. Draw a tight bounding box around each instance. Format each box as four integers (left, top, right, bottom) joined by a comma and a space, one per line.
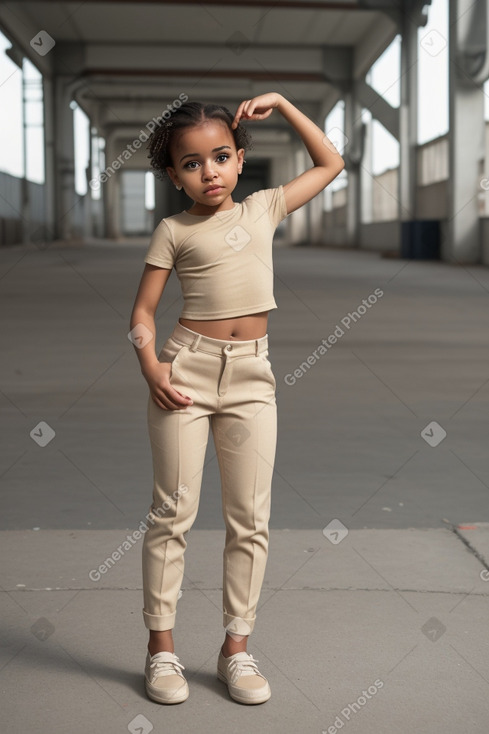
231, 93, 283, 129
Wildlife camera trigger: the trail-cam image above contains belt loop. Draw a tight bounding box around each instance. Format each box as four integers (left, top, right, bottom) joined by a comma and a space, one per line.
255, 339, 259, 356
189, 333, 201, 352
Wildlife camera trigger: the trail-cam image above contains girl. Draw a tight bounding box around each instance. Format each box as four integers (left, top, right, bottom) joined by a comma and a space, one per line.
129, 92, 345, 705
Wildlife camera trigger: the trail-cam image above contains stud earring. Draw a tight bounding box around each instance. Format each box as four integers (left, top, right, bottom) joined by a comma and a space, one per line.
175, 185, 182, 191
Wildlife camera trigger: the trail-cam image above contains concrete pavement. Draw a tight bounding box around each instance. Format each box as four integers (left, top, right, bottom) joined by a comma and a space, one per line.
1, 238, 489, 732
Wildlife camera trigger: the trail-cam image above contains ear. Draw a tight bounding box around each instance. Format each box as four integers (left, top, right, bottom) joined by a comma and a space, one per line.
236, 148, 245, 173
166, 166, 180, 188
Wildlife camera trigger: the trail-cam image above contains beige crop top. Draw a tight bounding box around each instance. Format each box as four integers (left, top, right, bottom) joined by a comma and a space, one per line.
144, 186, 288, 320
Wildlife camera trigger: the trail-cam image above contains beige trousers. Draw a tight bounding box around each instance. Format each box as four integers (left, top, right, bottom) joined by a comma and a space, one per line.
142, 321, 277, 635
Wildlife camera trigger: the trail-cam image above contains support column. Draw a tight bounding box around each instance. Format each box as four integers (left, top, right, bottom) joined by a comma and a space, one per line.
54, 76, 77, 241
398, 6, 418, 223
104, 173, 121, 240
153, 176, 167, 225
307, 110, 334, 245
104, 134, 121, 238
84, 123, 94, 238
308, 188, 324, 244
343, 83, 363, 247
166, 178, 187, 218
20, 61, 30, 245
361, 114, 374, 224
446, 0, 487, 263
288, 142, 309, 244
43, 75, 56, 243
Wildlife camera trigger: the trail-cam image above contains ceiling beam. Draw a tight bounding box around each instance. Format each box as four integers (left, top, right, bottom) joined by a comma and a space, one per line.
80, 68, 326, 82
16, 0, 361, 8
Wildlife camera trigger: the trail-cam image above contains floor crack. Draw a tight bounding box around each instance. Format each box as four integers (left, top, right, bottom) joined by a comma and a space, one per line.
444, 518, 489, 572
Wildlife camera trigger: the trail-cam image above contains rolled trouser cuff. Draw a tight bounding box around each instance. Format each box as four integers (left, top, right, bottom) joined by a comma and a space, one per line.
223, 613, 255, 637
142, 609, 176, 631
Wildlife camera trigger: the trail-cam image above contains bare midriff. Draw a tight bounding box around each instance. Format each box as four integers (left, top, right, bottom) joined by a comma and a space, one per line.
179, 311, 268, 340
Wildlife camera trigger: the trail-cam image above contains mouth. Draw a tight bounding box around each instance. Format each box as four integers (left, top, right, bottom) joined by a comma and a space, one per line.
204, 186, 223, 195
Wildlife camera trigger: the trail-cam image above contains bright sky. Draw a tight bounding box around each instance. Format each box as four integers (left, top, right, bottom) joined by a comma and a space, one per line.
0, 32, 24, 179
0, 0, 488, 193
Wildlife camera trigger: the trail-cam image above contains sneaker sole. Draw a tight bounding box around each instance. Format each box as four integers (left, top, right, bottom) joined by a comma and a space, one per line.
145, 679, 189, 704
217, 669, 271, 704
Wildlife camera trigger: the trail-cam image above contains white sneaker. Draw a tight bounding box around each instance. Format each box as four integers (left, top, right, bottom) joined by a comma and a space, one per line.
144, 650, 189, 704
217, 650, 271, 704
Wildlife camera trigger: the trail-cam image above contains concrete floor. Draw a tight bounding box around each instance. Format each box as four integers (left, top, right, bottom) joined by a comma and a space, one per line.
1, 238, 489, 732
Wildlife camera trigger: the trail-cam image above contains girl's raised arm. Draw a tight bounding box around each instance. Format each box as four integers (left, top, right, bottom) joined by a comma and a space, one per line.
232, 92, 345, 215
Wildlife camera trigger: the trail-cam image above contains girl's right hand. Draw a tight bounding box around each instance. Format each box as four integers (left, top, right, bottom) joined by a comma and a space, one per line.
143, 362, 194, 411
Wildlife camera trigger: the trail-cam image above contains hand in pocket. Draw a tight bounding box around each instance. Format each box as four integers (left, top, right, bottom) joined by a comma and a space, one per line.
143, 361, 193, 410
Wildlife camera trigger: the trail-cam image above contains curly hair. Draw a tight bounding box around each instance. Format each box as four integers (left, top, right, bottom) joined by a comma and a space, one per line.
146, 101, 253, 181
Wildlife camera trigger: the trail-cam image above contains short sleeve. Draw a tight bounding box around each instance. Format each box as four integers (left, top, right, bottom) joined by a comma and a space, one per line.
144, 219, 176, 269
261, 185, 288, 228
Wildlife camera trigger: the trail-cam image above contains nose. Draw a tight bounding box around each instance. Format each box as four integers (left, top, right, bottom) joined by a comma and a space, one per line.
202, 160, 217, 180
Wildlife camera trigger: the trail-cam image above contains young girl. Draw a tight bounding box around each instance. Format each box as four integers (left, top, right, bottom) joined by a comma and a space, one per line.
129, 92, 345, 705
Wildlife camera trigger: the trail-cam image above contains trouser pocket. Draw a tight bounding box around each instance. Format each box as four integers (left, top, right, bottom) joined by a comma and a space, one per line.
257, 350, 276, 390
158, 337, 189, 383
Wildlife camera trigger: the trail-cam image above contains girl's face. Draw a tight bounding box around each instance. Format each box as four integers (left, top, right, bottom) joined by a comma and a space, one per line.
166, 119, 244, 212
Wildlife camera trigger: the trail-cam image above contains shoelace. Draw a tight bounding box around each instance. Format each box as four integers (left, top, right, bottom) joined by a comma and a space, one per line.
149, 653, 185, 679
227, 654, 261, 684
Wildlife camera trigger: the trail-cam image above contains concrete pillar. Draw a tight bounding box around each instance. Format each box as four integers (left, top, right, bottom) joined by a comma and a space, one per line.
166, 179, 187, 217
20, 63, 30, 245
43, 75, 56, 242
113, 175, 121, 238
343, 84, 363, 246
84, 124, 94, 238
151, 176, 191, 227
306, 110, 334, 245
309, 191, 324, 245
399, 7, 418, 223
288, 143, 309, 244
54, 77, 76, 241
361, 114, 373, 224
104, 172, 117, 238
104, 134, 121, 238
153, 176, 167, 225
446, 0, 487, 263
270, 150, 293, 245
